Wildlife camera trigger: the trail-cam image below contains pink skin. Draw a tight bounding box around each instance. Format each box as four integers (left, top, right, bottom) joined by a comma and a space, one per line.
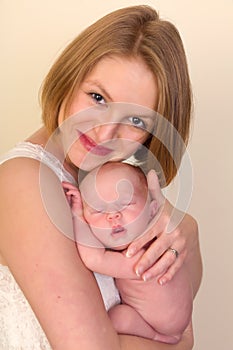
58, 54, 198, 289
76, 130, 113, 156
58, 55, 157, 173
63, 163, 157, 249
63, 163, 192, 344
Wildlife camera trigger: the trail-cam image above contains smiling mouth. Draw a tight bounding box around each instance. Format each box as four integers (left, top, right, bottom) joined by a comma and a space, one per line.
77, 130, 113, 156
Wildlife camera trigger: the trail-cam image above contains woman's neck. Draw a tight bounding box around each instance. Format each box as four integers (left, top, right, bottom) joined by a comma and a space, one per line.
26, 126, 50, 147
63, 155, 79, 182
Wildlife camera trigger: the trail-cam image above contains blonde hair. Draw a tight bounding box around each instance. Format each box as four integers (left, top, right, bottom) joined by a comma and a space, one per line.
40, 5, 192, 186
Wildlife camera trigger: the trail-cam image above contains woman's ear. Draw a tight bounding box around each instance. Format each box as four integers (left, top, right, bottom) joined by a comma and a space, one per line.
149, 199, 158, 219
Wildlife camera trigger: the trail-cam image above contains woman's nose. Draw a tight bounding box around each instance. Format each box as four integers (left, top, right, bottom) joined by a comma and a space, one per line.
106, 211, 122, 222
94, 123, 120, 143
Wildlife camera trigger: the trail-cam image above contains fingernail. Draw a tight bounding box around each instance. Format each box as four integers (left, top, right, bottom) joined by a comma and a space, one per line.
135, 266, 143, 276
126, 248, 136, 258
159, 278, 166, 286
142, 273, 151, 282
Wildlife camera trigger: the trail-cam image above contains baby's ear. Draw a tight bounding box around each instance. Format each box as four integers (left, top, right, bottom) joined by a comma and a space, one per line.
149, 199, 157, 219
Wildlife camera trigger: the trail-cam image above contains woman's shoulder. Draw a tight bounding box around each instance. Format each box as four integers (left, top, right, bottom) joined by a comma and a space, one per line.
0, 147, 48, 190
0, 141, 75, 184
0, 148, 63, 222
0, 154, 41, 187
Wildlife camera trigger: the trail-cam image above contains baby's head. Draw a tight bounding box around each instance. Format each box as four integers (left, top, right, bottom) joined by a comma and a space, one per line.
79, 162, 157, 249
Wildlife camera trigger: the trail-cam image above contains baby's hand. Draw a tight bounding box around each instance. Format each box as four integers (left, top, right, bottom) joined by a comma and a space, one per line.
62, 182, 83, 217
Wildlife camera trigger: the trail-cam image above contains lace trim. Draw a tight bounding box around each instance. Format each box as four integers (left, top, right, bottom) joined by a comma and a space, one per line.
0, 264, 120, 349
0, 265, 52, 350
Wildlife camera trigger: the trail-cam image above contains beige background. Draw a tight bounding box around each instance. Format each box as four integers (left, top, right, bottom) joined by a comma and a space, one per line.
0, 1, 232, 349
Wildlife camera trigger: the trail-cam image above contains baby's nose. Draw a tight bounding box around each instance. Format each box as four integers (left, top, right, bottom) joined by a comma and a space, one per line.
106, 211, 121, 221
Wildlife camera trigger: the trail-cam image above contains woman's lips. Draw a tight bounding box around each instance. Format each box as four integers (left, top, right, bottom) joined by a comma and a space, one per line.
77, 130, 113, 156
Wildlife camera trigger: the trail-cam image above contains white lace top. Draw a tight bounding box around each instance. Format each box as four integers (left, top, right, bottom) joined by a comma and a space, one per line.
0, 142, 120, 350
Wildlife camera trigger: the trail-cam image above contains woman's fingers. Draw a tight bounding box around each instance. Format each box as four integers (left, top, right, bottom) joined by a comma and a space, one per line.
147, 169, 165, 207
126, 201, 170, 258
141, 247, 186, 284
127, 213, 187, 283
126, 223, 159, 258
133, 233, 175, 277
157, 251, 186, 285
126, 184, 197, 285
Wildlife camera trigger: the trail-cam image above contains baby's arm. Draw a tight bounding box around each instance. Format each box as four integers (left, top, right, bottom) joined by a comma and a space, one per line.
78, 244, 144, 279
62, 182, 103, 247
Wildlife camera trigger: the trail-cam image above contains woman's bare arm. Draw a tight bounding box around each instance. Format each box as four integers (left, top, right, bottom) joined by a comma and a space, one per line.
0, 158, 120, 350
0, 158, 193, 350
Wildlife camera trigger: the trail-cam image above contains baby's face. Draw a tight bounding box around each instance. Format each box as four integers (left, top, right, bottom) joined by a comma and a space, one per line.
80, 164, 152, 249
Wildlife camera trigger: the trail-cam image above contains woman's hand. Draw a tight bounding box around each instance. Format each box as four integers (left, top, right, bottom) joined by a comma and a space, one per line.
126, 170, 200, 286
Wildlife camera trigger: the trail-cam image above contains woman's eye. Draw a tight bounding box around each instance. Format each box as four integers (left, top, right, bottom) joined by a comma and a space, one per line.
129, 116, 146, 129
90, 93, 105, 104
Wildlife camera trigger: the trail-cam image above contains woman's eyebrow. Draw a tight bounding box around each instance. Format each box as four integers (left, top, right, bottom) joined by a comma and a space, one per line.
84, 80, 113, 101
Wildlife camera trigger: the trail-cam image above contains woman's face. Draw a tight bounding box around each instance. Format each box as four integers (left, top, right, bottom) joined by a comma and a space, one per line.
58, 55, 158, 171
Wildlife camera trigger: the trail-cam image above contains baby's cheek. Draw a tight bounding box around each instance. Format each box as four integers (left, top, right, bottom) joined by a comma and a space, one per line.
83, 212, 95, 224
89, 216, 106, 228
128, 207, 145, 220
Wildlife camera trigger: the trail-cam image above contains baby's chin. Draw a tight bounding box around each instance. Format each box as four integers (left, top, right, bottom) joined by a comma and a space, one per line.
101, 240, 129, 251
111, 243, 129, 251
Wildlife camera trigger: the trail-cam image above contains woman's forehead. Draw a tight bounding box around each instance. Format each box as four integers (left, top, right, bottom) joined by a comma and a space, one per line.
82, 55, 158, 108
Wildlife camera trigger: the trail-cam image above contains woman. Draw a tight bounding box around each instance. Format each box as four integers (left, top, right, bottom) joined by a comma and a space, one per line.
0, 5, 202, 350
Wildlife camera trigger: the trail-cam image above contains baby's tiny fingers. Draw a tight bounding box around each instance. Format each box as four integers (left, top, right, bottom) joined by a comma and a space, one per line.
62, 181, 77, 191
66, 189, 78, 196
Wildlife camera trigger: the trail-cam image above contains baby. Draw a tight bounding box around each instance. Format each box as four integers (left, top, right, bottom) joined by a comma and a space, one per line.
63, 162, 193, 344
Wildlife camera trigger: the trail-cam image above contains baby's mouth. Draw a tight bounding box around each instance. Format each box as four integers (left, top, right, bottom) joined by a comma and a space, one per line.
111, 226, 126, 235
